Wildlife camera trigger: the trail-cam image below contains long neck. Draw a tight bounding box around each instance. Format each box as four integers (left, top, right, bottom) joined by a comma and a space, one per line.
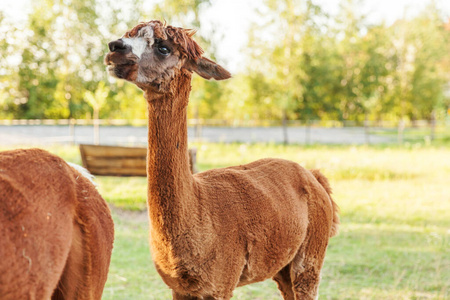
144, 70, 196, 235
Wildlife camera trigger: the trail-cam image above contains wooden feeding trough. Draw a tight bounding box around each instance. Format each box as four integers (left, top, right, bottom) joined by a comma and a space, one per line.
79, 144, 197, 176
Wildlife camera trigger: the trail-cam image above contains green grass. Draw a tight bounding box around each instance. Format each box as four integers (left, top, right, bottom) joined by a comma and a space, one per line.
1, 143, 449, 299
97, 176, 148, 211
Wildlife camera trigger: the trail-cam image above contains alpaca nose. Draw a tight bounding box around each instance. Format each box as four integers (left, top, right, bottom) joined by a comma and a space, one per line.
108, 39, 129, 53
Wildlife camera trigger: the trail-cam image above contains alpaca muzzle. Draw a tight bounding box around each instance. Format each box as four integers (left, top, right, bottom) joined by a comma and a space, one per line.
108, 39, 131, 54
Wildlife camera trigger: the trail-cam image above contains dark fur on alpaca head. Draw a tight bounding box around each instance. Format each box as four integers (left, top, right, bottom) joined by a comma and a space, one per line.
104, 20, 231, 91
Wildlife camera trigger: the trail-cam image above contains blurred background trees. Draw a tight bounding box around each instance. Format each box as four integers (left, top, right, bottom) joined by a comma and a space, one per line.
0, 0, 449, 124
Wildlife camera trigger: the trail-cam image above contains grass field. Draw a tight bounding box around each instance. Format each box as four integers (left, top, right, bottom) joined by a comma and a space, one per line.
1, 143, 449, 299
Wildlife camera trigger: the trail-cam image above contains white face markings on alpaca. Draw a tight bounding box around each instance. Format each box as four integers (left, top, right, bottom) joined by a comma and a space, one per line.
122, 25, 155, 59
122, 37, 148, 59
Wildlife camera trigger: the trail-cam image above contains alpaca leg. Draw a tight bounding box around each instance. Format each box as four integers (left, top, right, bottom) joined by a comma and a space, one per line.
52, 203, 113, 300
172, 291, 232, 300
52, 223, 84, 300
203, 296, 231, 300
289, 241, 328, 300
273, 265, 295, 300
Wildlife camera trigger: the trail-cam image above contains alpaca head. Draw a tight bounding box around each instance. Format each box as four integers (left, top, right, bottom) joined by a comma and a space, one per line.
105, 20, 231, 91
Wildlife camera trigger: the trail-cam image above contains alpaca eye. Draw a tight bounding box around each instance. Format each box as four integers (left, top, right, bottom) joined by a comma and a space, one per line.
157, 46, 170, 56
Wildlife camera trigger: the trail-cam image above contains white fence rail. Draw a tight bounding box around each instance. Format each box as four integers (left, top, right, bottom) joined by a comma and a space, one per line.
0, 118, 444, 128
0, 119, 448, 146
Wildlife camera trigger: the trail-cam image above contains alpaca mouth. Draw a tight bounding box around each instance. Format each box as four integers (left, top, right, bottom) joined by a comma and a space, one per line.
106, 62, 137, 81
106, 61, 136, 67
104, 52, 138, 80
104, 52, 137, 67
107, 64, 136, 80
106, 62, 136, 72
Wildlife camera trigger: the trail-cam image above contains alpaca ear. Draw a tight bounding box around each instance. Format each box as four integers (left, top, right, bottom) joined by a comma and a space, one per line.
185, 57, 231, 81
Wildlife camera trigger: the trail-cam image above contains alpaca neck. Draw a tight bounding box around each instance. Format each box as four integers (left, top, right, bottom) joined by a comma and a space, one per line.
144, 70, 195, 236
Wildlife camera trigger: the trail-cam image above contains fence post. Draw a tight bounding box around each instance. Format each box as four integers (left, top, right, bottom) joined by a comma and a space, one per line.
282, 109, 289, 145
364, 116, 370, 145
398, 119, 405, 144
93, 119, 100, 145
305, 120, 311, 145
92, 106, 100, 145
430, 111, 436, 141
69, 118, 76, 145
195, 120, 202, 140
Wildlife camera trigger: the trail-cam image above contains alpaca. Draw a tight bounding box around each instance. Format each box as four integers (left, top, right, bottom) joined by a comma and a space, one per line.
0, 148, 114, 299
105, 20, 339, 300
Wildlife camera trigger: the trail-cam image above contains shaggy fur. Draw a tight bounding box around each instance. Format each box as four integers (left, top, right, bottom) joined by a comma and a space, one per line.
0, 148, 114, 299
105, 20, 339, 300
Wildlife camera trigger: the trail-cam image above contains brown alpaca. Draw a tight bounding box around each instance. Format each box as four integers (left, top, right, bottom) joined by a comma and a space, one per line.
105, 20, 339, 300
0, 148, 114, 299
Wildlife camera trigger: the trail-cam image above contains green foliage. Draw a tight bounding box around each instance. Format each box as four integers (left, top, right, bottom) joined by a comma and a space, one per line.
0, 0, 449, 123
246, 0, 450, 124
0, 0, 145, 120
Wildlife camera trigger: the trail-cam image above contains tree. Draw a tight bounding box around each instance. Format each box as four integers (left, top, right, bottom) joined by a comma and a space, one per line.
5, 0, 146, 120
0, 12, 22, 118
2, 0, 449, 126
12, 0, 102, 119
85, 82, 108, 144
247, 0, 329, 142
387, 3, 449, 123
